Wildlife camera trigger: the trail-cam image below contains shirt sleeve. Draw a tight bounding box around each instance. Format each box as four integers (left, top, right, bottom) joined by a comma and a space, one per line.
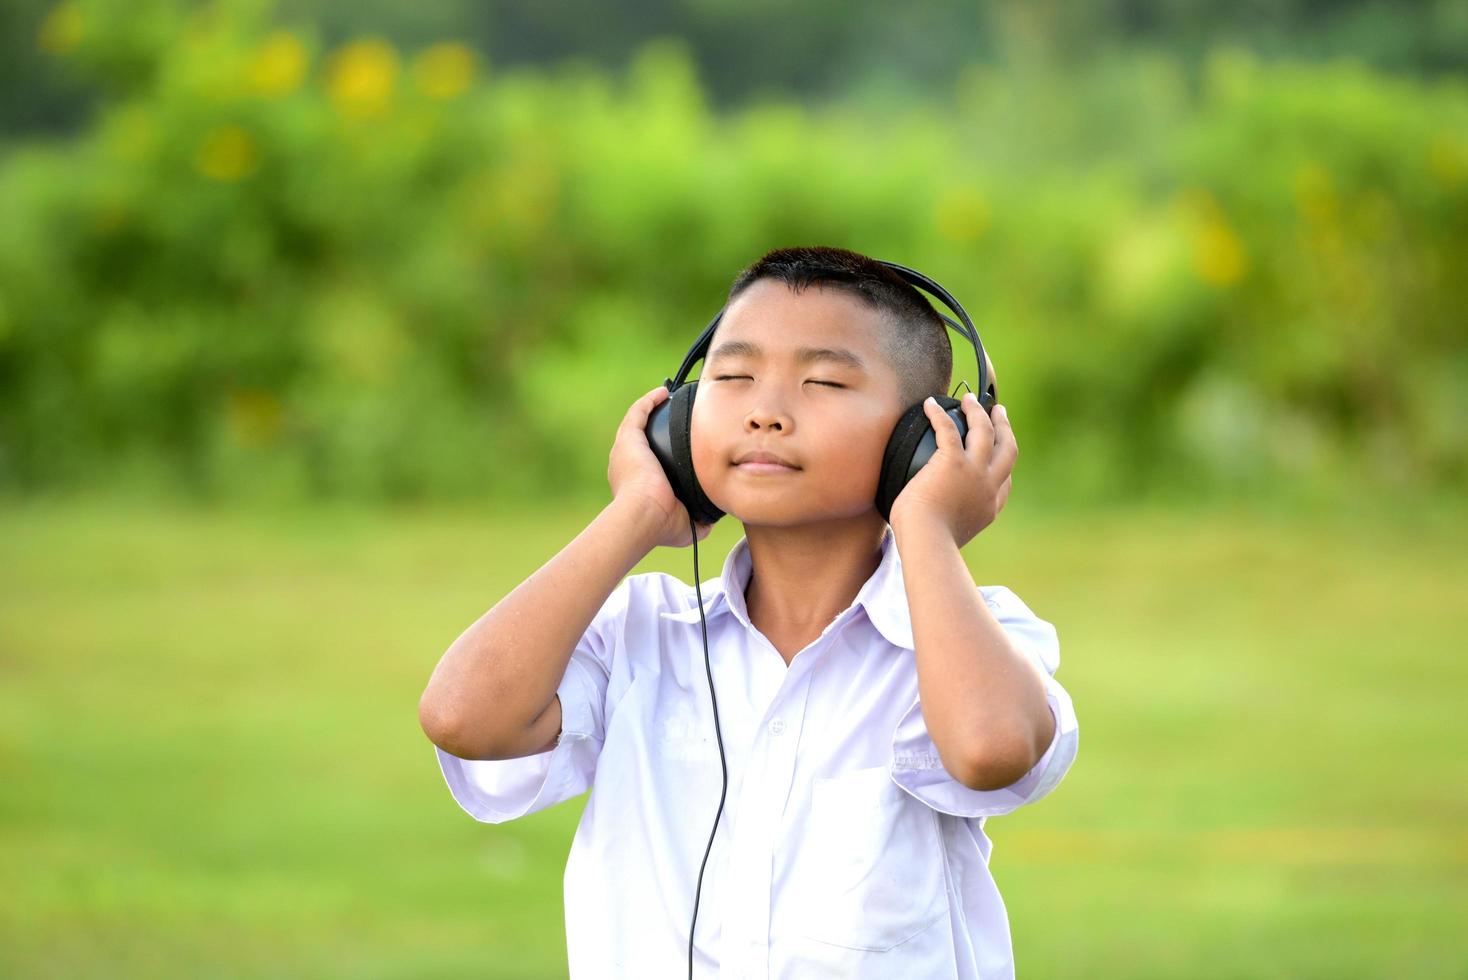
432, 575, 633, 824
889, 584, 1080, 819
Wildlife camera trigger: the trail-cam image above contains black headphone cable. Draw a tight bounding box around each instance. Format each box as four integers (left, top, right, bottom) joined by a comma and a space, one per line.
686, 511, 728, 980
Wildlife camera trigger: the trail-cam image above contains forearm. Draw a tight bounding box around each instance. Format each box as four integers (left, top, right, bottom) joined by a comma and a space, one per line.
419, 496, 661, 757
892, 515, 1055, 790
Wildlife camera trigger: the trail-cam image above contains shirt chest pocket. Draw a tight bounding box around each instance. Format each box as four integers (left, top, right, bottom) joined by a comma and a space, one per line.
793, 765, 950, 952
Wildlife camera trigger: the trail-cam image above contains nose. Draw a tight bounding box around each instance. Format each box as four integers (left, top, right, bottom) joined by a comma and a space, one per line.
744, 407, 790, 433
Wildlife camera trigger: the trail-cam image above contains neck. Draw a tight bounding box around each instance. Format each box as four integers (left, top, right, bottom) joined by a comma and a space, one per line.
741, 513, 889, 634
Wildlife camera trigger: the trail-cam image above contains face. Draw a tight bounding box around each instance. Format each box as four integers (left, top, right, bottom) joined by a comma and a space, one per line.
690, 279, 908, 527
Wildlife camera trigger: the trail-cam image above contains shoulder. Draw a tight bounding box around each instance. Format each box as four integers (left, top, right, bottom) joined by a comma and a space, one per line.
617, 570, 714, 615
578, 571, 702, 658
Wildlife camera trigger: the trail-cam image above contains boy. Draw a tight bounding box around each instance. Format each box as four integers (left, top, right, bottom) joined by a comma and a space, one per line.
419, 246, 1080, 978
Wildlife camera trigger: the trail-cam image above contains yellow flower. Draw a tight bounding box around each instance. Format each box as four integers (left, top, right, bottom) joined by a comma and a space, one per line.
1194, 219, 1247, 286
247, 31, 307, 98
326, 38, 399, 119
195, 125, 261, 181
413, 42, 476, 100
1179, 188, 1248, 287
38, 2, 84, 54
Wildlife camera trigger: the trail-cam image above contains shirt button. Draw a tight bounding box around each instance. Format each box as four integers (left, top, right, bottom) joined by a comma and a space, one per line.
767, 718, 785, 736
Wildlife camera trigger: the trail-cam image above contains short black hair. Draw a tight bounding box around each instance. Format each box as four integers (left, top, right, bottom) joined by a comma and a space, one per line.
724, 245, 952, 409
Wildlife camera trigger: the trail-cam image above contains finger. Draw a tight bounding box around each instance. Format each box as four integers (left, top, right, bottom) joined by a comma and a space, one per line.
622, 385, 668, 430
995, 473, 1012, 513
988, 403, 1017, 476
923, 396, 962, 454
960, 391, 995, 458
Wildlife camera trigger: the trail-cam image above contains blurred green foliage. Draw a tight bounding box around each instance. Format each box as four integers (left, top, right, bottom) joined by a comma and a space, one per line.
8, 0, 1468, 134
0, 0, 1464, 506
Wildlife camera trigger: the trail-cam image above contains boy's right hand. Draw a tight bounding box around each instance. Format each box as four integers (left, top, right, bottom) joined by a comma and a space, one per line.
608, 385, 715, 550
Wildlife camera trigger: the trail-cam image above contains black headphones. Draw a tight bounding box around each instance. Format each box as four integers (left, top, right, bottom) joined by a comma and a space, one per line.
644, 258, 997, 978
645, 259, 996, 527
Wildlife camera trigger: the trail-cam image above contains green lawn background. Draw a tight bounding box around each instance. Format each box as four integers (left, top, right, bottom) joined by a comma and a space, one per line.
3, 496, 1465, 977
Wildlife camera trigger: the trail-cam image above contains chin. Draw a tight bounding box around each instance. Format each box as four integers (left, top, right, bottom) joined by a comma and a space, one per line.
705, 485, 796, 527
712, 487, 873, 530
724, 504, 808, 528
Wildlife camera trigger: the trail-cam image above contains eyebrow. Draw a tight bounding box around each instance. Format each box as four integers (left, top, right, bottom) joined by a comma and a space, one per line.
706, 339, 868, 372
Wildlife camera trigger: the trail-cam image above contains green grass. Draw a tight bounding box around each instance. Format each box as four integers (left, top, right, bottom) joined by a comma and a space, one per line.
2, 495, 1466, 978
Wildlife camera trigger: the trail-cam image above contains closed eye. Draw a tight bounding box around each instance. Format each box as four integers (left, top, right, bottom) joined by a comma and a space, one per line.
711, 375, 844, 388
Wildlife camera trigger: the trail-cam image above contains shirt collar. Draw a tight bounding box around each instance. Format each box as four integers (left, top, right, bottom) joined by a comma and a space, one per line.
658, 524, 915, 650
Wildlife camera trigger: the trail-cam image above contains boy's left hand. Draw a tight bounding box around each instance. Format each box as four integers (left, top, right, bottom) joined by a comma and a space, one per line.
888, 393, 1016, 548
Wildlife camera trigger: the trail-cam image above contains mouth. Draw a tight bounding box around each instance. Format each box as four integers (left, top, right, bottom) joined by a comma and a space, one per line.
732, 451, 801, 475
734, 460, 800, 475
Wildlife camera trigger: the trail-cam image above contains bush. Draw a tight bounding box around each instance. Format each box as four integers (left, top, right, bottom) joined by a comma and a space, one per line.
1, 2, 1463, 507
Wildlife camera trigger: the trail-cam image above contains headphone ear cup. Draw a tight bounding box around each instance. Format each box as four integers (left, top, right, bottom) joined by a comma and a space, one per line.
646, 382, 725, 527
876, 394, 967, 524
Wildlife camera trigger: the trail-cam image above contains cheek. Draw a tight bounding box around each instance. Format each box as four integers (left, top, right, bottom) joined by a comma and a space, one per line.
840, 431, 892, 493
689, 426, 712, 475
688, 397, 722, 481
829, 407, 904, 487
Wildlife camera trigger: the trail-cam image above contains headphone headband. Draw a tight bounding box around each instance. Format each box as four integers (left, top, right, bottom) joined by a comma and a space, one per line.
665, 259, 992, 408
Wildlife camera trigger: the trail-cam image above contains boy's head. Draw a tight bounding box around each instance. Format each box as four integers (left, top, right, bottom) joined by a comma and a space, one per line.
726, 246, 953, 410
688, 245, 954, 528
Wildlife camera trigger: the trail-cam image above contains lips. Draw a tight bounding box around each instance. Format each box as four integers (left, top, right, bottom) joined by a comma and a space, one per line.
734, 450, 799, 468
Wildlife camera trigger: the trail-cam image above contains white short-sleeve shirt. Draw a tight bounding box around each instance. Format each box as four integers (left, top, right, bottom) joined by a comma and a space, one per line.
434, 524, 1080, 979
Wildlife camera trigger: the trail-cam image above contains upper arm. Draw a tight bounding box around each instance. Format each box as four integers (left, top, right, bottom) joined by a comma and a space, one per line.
889, 584, 1079, 818
429, 577, 641, 823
